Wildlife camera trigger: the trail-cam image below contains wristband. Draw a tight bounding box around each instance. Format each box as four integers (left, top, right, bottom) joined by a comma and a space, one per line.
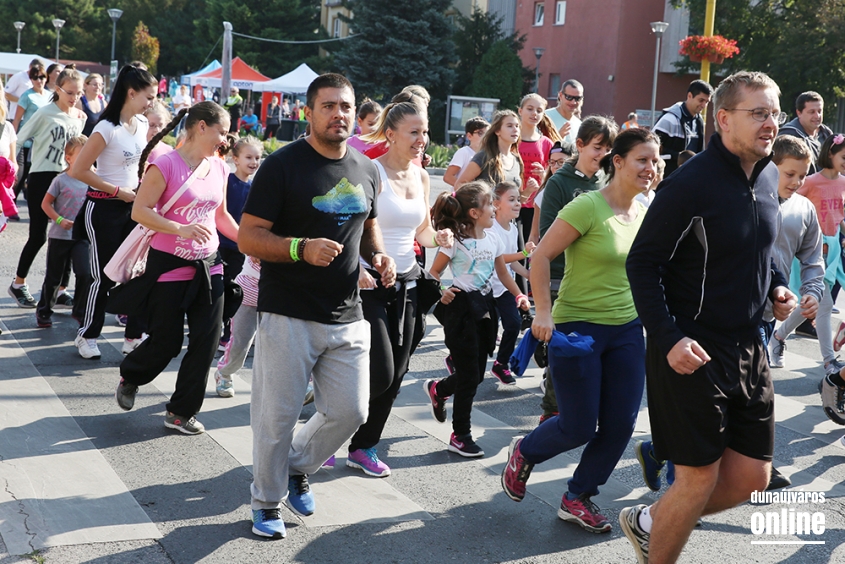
298, 238, 308, 261
111, 185, 120, 197
290, 238, 301, 262
521, 248, 530, 257
371, 250, 385, 260
432, 234, 439, 247
55, 216, 64, 225
515, 293, 528, 304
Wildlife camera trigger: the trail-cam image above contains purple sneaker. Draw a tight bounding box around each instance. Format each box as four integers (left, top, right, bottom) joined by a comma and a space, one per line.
346, 447, 391, 477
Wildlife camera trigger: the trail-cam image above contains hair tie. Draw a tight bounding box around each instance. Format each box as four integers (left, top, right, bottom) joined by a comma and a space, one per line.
550, 147, 564, 154
834, 134, 844, 145
451, 192, 456, 198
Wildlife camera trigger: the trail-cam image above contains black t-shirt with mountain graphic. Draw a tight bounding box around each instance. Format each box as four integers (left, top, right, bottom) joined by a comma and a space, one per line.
243, 138, 378, 323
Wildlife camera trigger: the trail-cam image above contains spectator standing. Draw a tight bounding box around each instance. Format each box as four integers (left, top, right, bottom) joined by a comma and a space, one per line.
4, 59, 39, 118
778, 91, 833, 174
224, 87, 244, 133
621, 112, 639, 130
653, 79, 713, 176
264, 96, 282, 140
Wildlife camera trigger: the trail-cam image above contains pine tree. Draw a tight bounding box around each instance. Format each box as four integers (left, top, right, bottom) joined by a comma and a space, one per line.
468, 40, 523, 110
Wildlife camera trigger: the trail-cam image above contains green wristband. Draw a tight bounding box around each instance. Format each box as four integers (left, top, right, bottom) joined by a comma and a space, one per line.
290, 238, 300, 262
521, 248, 530, 257
55, 216, 64, 226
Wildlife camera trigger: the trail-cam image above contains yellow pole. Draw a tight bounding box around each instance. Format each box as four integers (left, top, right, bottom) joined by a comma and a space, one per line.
700, 0, 717, 84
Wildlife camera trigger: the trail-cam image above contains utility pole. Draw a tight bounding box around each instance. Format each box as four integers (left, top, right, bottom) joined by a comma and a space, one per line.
700, 0, 717, 85
222, 22, 233, 101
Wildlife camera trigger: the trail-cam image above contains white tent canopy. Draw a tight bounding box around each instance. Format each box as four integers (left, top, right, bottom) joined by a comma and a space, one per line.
0, 53, 54, 76
252, 63, 318, 93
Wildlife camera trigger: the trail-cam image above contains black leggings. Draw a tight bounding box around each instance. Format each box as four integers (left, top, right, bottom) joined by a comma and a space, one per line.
16, 171, 58, 280
121, 274, 224, 417
349, 285, 418, 451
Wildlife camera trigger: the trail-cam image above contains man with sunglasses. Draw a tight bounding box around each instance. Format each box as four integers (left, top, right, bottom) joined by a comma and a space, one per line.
545, 79, 583, 146
653, 79, 714, 176
4, 59, 42, 120
624, 71, 796, 564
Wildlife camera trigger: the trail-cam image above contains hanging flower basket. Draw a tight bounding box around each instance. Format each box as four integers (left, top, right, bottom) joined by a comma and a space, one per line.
679, 35, 739, 64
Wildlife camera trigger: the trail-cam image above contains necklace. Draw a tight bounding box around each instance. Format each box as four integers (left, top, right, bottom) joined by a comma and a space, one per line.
177, 150, 200, 171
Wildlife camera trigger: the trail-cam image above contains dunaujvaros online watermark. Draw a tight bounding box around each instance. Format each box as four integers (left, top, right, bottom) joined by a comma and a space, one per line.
748, 489, 826, 545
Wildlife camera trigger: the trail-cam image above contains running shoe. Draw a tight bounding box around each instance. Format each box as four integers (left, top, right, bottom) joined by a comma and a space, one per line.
346, 447, 391, 477
619, 505, 650, 564
115, 314, 127, 327
502, 437, 534, 501
834, 321, 845, 352
634, 440, 665, 492
218, 337, 230, 353
448, 433, 484, 458
287, 475, 315, 516
795, 319, 818, 339
8, 284, 36, 308
252, 508, 286, 539
825, 357, 845, 377
322, 455, 336, 468
538, 412, 557, 425
665, 460, 675, 485
520, 310, 534, 331
75, 335, 101, 359
820, 376, 845, 425
534, 343, 548, 369
122, 333, 148, 355
36, 314, 52, 328
115, 378, 138, 411
444, 355, 456, 375
558, 493, 611, 533
491, 361, 517, 385
164, 412, 205, 435
215, 370, 234, 398
767, 333, 786, 368
766, 466, 792, 491
424, 379, 447, 423
54, 292, 73, 310
303, 381, 314, 405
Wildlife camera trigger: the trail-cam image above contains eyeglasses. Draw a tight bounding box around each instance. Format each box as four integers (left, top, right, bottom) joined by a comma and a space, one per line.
563, 93, 583, 102
57, 86, 82, 98
723, 107, 788, 125
550, 158, 566, 168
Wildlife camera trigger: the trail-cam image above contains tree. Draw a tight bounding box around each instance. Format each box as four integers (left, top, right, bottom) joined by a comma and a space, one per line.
131, 22, 160, 74
332, 0, 457, 103
468, 40, 524, 110
671, 0, 845, 120
452, 7, 532, 96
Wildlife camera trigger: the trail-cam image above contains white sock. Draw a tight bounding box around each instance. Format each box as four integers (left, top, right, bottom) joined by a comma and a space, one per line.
638, 504, 653, 533
57, 288, 66, 296
11, 282, 23, 289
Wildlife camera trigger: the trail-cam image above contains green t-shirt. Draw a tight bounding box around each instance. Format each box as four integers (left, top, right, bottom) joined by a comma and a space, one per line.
551, 190, 646, 325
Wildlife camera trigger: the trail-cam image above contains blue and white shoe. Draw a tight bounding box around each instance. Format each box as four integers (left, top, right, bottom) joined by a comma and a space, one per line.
635, 440, 665, 491
252, 508, 286, 539
287, 474, 315, 516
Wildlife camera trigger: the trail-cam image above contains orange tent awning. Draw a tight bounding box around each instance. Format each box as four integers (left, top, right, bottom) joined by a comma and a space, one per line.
193, 57, 271, 90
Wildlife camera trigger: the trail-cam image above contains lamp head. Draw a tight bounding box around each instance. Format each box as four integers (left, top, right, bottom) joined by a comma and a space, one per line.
650, 21, 669, 37
52, 19, 65, 30
533, 47, 546, 60
14, 21, 25, 32
108, 9, 124, 22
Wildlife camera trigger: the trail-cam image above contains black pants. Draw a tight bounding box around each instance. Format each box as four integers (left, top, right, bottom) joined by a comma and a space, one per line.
220, 247, 245, 341
78, 199, 143, 339
349, 286, 417, 451
17, 171, 59, 280
263, 123, 279, 140
36, 238, 91, 320
494, 293, 521, 365
14, 147, 31, 199
121, 274, 224, 417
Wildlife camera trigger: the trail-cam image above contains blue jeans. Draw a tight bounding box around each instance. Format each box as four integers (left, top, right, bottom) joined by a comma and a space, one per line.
519, 319, 645, 497
494, 293, 521, 365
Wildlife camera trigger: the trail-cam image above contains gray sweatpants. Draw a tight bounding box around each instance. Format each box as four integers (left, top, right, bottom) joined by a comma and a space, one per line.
250, 312, 370, 510
217, 304, 258, 379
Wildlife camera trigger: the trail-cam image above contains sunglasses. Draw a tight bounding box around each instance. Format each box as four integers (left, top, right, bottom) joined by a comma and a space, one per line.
563, 93, 583, 102
34, 76, 47, 81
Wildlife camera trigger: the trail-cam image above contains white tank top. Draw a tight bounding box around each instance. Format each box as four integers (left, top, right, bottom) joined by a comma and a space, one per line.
373, 160, 427, 274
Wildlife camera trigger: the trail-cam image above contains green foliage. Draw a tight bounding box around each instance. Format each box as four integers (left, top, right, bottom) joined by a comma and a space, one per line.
452, 7, 532, 96
468, 40, 524, 110
262, 137, 288, 156
671, 0, 845, 120
332, 0, 457, 102
131, 21, 160, 74
0, 0, 107, 61
426, 143, 457, 168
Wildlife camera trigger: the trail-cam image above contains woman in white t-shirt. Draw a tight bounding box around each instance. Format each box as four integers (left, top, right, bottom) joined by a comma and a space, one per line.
70, 63, 158, 360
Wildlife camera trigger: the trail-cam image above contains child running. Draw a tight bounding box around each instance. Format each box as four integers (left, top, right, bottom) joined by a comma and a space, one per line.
489, 181, 534, 385
516, 94, 554, 241
425, 182, 531, 457
347, 99, 383, 153
444, 117, 489, 187
34, 135, 92, 328
215, 255, 260, 397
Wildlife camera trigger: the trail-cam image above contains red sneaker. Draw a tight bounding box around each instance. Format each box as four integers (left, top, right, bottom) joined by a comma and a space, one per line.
558, 493, 612, 533
502, 437, 534, 501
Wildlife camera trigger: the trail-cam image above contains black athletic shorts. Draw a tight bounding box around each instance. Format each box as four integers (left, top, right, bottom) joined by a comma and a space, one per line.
646, 334, 774, 467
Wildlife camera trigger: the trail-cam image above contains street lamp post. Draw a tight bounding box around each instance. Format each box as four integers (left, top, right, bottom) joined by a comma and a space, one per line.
52, 19, 65, 63
533, 47, 545, 94
108, 9, 123, 62
649, 21, 669, 129
14, 21, 25, 54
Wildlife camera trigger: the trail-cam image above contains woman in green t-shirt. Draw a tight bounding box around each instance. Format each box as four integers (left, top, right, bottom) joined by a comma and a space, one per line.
501, 128, 661, 534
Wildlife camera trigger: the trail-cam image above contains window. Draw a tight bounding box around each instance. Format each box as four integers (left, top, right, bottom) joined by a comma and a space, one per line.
534, 2, 545, 26
555, 1, 566, 25
333, 17, 342, 38
548, 74, 561, 98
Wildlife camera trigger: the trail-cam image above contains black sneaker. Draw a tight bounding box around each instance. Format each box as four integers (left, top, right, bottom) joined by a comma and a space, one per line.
54, 292, 74, 309
766, 466, 792, 491
795, 319, 818, 339
8, 284, 36, 308
491, 361, 517, 385
36, 314, 52, 328
115, 378, 138, 411
520, 309, 534, 331
448, 432, 484, 457
424, 379, 447, 423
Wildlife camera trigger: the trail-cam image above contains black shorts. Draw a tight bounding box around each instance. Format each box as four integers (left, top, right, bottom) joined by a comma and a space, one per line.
646, 334, 774, 467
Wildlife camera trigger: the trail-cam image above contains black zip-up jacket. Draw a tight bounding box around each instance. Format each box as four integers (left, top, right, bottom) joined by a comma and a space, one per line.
626, 133, 788, 356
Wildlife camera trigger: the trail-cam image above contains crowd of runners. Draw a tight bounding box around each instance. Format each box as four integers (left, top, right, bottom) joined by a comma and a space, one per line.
2, 60, 845, 563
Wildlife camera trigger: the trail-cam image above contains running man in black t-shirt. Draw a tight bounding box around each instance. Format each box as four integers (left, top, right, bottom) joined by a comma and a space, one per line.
238, 74, 396, 539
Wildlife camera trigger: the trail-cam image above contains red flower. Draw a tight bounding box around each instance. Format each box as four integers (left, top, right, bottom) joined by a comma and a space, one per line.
679, 35, 740, 59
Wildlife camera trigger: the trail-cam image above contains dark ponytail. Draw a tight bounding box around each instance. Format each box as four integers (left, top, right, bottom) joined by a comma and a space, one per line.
100, 63, 157, 126
431, 181, 492, 241
598, 127, 660, 181
138, 108, 187, 181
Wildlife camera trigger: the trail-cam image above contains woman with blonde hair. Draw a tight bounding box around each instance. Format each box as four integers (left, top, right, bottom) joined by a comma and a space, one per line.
78, 73, 106, 137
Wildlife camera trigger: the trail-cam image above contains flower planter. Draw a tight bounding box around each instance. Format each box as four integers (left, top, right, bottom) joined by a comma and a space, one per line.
689, 53, 703, 63
707, 54, 725, 64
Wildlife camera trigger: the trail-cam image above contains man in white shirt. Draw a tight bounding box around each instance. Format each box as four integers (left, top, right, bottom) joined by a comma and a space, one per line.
545, 79, 583, 146
4, 59, 40, 119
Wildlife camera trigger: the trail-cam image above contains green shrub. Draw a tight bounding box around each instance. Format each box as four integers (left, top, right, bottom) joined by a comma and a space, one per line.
161, 134, 177, 148
426, 143, 457, 168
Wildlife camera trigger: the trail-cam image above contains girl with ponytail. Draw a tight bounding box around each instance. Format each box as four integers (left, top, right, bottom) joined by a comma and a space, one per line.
70, 63, 158, 360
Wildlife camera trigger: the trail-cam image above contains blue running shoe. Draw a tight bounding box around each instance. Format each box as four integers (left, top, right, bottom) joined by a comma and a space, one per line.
287, 474, 315, 516
252, 508, 286, 539
635, 440, 665, 491
665, 460, 675, 486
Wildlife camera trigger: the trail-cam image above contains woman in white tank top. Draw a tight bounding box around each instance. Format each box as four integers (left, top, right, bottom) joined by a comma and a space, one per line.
345, 102, 453, 478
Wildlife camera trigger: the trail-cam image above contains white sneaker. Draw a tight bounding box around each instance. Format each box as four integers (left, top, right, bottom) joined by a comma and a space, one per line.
767, 334, 785, 368
215, 369, 235, 397
122, 333, 149, 355
75, 335, 101, 359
